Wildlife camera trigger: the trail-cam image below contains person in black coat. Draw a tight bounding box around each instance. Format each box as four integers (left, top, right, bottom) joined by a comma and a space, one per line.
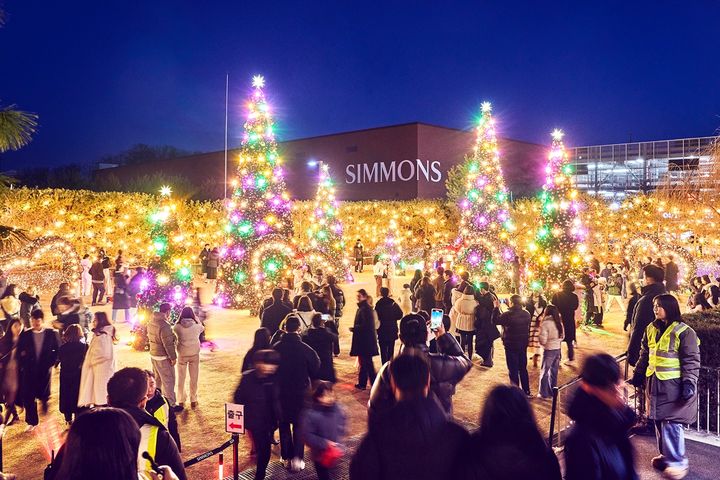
17, 309, 61, 428
458, 385, 561, 480
624, 282, 640, 332
261, 288, 293, 335
351, 350, 470, 480
350, 289, 379, 390
58, 324, 87, 424
474, 283, 499, 367
374, 288, 403, 364
50, 282, 70, 319
303, 314, 338, 383
273, 315, 321, 469
234, 349, 283, 480
442, 270, 456, 313
496, 295, 532, 396
565, 354, 637, 480
551, 280, 580, 361
242, 327, 272, 372
18, 288, 41, 329
415, 276, 436, 312
627, 265, 666, 366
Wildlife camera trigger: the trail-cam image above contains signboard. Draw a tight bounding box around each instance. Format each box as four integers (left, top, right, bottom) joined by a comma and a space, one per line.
225, 403, 245, 434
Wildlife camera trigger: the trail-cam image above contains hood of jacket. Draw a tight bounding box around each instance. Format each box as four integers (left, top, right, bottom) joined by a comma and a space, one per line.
18, 292, 40, 304
178, 317, 198, 328
459, 293, 475, 302
568, 388, 635, 438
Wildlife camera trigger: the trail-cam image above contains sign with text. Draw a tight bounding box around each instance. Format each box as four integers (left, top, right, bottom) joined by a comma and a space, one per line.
225, 403, 245, 434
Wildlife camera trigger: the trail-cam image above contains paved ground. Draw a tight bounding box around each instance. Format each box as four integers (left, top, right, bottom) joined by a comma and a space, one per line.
1, 271, 706, 479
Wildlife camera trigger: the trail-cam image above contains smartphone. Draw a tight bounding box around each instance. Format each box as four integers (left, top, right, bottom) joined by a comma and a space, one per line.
430, 308, 444, 331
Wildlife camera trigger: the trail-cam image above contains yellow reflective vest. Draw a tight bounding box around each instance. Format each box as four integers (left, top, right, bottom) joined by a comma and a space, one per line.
645, 321, 690, 380
138, 424, 159, 473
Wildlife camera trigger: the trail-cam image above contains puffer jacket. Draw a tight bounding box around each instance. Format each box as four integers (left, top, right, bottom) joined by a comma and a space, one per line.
449, 293, 477, 333
538, 317, 564, 351
496, 306, 531, 350
368, 334, 472, 423
301, 402, 347, 458
147, 313, 178, 361
172, 317, 204, 357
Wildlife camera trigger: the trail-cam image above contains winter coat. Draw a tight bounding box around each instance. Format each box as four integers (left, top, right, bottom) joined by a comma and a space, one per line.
206, 251, 220, 279
173, 317, 204, 357
398, 288, 412, 315
351, 396, 470, 480
635, 319, 701, 424
77, 325, 116, 406
50, 288, 69, 317
233, 369, 281, 433
0, 296, 20, 320
433, 275, 445, 303
301, 402, 347, 458
273, 333, 320, 420
18, 292, 40, 326
496, 306, 531, 351
607, 274, 623, 296
538, 317, 564, 351
565, 388, 638, 480
111, 272, 130, 310
449, 293, 477, 333
627, 282, 666, 366
148, 313, 178, 361
89, 261, 105, 282
261, 301, 292, 335
551, 290, 579, 343
624, 293, 640, 331
442, 279, 456, 312
302, 327, 338, 383
375, 297, 403, 343
329, 284, 345, 317
368, 334, 472, 422
58, 340, 87, 415
416, 284, 436, 312
474, 292, 499, 343
350, 300, 378, 357
664, 261, 679, 291
17, 328, 60, 400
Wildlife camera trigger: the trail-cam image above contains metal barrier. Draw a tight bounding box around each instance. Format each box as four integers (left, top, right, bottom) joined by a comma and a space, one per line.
691, 366, 720, 436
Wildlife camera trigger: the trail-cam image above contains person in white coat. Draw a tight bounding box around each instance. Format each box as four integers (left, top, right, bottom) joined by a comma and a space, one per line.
537, 305, 564, 399
398, 284, 413, 316
173, 307, 204, 408
80, 254, 92, 297
77, 312, 116, 407
449, 285, 479, 359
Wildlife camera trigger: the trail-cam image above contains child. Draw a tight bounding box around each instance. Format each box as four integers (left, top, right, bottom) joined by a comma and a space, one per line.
398, 284, 413, 316
301, 382, 346, 480
58, 325, 88, 424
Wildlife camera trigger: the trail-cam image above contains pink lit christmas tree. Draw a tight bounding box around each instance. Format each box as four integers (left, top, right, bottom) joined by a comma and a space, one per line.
455, 102, 515, 282
215, 76, 295, 309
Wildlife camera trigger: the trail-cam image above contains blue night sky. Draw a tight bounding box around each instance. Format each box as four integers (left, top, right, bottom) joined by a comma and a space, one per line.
1, 0, 719, 168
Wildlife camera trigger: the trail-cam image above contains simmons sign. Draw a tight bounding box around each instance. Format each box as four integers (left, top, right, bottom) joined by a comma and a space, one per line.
345, 159, 442, 184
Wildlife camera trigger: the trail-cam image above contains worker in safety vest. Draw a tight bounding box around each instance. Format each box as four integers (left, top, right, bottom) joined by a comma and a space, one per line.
107, 367, 187, 480
145, 369, 182, 452
631, 294, 700, 480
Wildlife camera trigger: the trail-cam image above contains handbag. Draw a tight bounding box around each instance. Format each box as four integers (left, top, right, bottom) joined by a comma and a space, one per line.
316, 442, 343, 468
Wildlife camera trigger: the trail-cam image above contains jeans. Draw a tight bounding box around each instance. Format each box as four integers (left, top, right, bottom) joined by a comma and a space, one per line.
250, 428, 273, 480
151, 358, 176, 406
378, 340, 395, 365
91, 282, 105, 304
458, 330, 474, 358
539, 349, 561, 398
111, 308, 130, 323
177, 354, 200, 404
279, 420, 304, 460
655, 420, 688, 469
505, 347, 530, 394
357, 355, 376, 388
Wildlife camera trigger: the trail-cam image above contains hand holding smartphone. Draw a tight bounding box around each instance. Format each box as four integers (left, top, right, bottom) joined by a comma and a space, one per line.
430, 308, 443, 332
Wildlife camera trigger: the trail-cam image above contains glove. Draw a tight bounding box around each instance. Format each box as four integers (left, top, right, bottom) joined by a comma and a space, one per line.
630, 370, 645, 388
681, 380, 695, 401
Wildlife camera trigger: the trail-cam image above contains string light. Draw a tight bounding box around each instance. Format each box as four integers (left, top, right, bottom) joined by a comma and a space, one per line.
0, 236, 81, 293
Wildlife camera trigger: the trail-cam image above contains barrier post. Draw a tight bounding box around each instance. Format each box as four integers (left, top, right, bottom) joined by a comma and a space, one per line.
548, 386, 559, 447
218, 453, 224, 480
232, 433, 239, 480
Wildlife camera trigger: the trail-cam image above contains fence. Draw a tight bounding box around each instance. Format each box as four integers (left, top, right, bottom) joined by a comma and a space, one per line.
547, 354, 720, 449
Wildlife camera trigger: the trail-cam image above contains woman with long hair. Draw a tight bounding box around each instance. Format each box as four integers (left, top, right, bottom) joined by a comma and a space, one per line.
173, 306, 204, 409
295, 295, 316, 330
58, 324, 88, 424
77, 312, 116, 407
538, 304, 565, 399
242, 328, 272, 372
0, 318, 23, 425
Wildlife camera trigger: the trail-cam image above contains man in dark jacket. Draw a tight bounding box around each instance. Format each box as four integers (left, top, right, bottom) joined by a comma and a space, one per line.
234, 349, 282, 480
293, 281, 324, 312
551, 279, 580, 361
368, 313, 472, 424
350, 289, 378, 390
442, 270, 456, 313
628, 264, 666, 366
107, 367, 186, 480
17, 309, 60, 429
565, 354, 637, 480
375, 287, 403, 364
261, 288, 292, 335
89, 257, 106, 306
496, 295, 532, 396
351, 350, 469, 480
302, 313, 338, 383
474, 282, 499, 367
664, 255, 679, 292
273, 315, 320, 472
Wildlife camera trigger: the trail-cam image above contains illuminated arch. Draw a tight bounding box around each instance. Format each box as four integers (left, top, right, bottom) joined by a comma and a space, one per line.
0, 236, 81, 293
623, 233, 696, 287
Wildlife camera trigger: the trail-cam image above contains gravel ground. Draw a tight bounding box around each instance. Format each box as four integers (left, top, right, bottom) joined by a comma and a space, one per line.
0, 271, 631, 478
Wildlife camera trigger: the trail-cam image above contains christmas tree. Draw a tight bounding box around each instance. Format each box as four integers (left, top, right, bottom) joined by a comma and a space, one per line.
303, 162, 350, 280
215, 75, 295, 309
381, 217, 403, 263
526, 129, 587, 290
136, 186, 194, 322
455, 102, 514, 282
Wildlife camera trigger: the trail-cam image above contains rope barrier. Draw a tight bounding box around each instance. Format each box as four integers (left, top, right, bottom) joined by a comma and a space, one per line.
183, 436, 237, 468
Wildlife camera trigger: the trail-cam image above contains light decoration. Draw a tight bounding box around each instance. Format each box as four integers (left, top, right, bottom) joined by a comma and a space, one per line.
526, 129, 587, 290
623, 233, 696, 286
136, 187, 193, 322
302, 163, 351, 280
216, 76, 296, 310
376, 217, 403, 263
0, 236, 81, 293
455, 102, 515, 283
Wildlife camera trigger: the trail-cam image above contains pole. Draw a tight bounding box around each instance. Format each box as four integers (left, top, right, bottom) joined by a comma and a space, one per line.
218, 453, 224, 480
232, 433, 239, 480
224, 73, 229, 200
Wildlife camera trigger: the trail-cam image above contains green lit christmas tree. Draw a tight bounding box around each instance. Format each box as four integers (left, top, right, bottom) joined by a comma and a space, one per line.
455, 102, 515, 282
215, 76, 296, 310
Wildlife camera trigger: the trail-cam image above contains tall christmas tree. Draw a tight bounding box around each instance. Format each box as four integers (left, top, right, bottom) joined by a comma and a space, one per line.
381, 217, 403, 263
136, 186, 194, 322
526, 129, 587, 290
455, 102, 514, 281
216, 75, 295, 309
304, 162, 350, 279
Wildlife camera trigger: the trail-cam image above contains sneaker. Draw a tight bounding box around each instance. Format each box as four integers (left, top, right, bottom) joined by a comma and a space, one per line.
651, 455, 667, 471
295, 459, 305, 471
662, 465, 689, 480
24, 424, 36, 432
354, 384, 366, 391
172, 405, 184, 413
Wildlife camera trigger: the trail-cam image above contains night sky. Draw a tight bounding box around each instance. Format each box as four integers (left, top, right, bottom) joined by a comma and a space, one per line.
1, 0, 719, 169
